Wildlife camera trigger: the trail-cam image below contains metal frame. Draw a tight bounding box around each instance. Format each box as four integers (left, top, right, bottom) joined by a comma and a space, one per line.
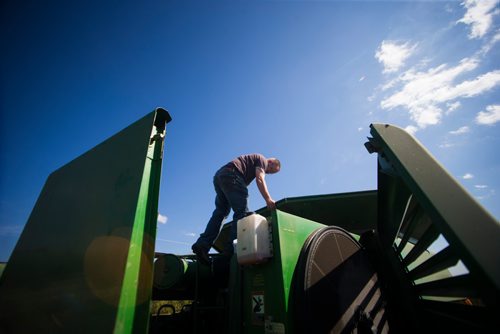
0, 108, 172, 334
365, 123, 499, 331
114, 108, 172, 333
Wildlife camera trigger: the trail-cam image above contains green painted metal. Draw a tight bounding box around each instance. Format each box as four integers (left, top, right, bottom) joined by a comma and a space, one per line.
113, 113, 167, 334
214, 191, 376, 253
0, 108, 171, 334
274, 191, 377, 234
241, 210, 324, 334
227, 257, 243, 333
369, 124, 499, 294
153, 254, 189, 290
365, 123, 499, 331
0, 263, 5, 278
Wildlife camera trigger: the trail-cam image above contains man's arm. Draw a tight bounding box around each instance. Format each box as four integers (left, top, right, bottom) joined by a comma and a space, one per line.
255, 167, 276, 210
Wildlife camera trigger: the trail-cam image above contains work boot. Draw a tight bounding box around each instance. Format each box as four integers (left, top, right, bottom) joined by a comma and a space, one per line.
191, 243, 211, 266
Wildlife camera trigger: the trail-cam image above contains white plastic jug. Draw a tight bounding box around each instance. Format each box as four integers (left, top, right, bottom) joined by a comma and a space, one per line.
236, 214, 273, 265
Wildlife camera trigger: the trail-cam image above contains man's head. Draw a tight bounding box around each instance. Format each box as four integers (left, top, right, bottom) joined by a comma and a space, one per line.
266, 158, 281, 174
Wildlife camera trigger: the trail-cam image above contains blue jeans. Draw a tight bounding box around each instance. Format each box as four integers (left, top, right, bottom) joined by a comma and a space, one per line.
195, 166, 249, 252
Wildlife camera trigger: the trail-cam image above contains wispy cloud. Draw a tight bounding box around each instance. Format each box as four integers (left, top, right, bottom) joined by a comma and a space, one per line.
373, 2, 500, 133
471, 184, 493, 202
475, 188, 496, 200
184, 232, 197, 237
480, 29, 500, 54
457, 0, 500, 39
446, 101, 461, 114
405, 125, 419, 135
375, 40, 417, 73
463, 173, 474, 179
475, 104, 500, 125
449, 126, 470, 135
380, 57, 500, 129
156, 238, 191, 246
439, 142, 455, 148
0, 224, 23, 236
157, 213, 168, 224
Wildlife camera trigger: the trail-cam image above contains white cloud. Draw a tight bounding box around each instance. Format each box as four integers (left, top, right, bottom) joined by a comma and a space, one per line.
480, 29, 500, 54
446, 101, 461, 114
475, 188, 496, 200
463, 173, 474, 179
405, 125, 419, 135
381, 79, 397, 92
449, 70, 500, 98
457, 0, 500, 39
439, 142, 455, 148
449, 126, 470, 135
156, 238, 191, 245
475, 104, 500, 125
475, 184, 488, 189
0, 224, 23, 236
359, 76, 366, 82
157, 213, 168, 224
375, 40, 417, 73
492, 29, 500, 42
185, 232, 197, 237
445, 4, 454, 14
357, 127, 363, 131
380, 57, 500, 129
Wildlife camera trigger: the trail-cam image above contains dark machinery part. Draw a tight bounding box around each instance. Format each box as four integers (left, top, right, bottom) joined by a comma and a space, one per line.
294, 227, 388, 334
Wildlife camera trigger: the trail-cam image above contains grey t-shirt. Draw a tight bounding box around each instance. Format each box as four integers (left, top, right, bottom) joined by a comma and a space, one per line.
226, 154, 268, 185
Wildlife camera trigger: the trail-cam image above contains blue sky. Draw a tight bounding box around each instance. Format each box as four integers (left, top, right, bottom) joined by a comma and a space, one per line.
1, 0, 498, 261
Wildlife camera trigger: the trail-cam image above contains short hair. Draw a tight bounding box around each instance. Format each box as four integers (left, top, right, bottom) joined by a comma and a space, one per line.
269, 158, 281, 170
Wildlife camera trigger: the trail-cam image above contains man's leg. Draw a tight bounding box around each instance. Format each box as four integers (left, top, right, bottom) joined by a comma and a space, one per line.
192, 179, 230, 263
220, 174, 250, 253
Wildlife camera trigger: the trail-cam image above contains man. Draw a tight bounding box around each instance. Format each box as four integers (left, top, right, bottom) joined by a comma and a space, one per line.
192, 154, 281, 264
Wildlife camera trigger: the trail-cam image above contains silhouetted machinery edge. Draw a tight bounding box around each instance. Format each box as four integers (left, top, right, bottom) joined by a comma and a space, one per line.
0, 108, 498, 333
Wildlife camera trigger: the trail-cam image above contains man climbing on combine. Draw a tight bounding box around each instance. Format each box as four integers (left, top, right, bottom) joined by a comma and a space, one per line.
192, 154, 281, 264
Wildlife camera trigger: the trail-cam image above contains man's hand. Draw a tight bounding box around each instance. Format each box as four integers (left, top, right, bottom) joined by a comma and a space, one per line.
256, 167, 276, 210
266, 198, 276, 210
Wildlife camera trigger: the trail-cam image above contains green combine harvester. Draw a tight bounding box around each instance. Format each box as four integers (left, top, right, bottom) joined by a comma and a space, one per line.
0, 108, 498, 333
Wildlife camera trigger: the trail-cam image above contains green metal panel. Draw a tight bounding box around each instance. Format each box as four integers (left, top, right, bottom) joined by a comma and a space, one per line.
0, 108, 171, 334
274, 191, 377, 234
0, 263, 5, 278
213, 191, 376, 253
365, 123, 499, 331
153, 254, 190, 290
369, 124, 499, 299
241, 210, 324, 334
